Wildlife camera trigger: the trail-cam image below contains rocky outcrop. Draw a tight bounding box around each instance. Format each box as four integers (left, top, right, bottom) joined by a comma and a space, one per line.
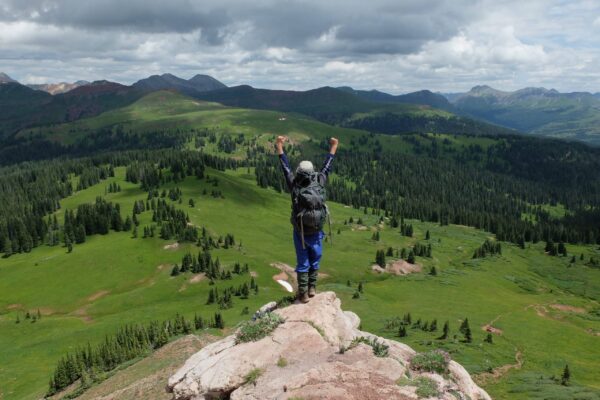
168, 292, 491, 400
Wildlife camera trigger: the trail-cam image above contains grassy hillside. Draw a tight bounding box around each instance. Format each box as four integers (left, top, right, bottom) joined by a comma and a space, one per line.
1, 90, 599, 399
0, 164, 599, 399
0, 81, 145, 141
17, 90, 367, 147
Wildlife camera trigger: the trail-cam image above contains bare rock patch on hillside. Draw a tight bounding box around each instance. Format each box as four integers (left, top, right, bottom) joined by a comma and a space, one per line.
372, 259, 422, 276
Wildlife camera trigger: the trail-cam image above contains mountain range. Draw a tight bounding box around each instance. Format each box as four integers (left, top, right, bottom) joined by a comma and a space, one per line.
2, 72, 600, 145
445, 85, 600, 144
133, 73, 226, 95
27, 80, 90, 95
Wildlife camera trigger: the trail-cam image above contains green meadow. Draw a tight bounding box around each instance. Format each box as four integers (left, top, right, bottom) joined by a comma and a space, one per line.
1, 91, 599, 399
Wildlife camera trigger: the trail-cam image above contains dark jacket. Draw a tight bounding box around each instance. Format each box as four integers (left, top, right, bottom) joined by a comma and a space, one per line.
279, 152, 334, 234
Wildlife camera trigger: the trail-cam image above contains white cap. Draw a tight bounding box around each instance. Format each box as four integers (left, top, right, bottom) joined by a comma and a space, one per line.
296, 160, 314, 175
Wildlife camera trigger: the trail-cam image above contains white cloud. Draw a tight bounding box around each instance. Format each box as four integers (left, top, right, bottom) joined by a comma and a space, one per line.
0, 0, 599, 92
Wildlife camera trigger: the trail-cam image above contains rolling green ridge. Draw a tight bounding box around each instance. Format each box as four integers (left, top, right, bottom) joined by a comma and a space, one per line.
0, 80, 144, 139
0, 90, 599, 400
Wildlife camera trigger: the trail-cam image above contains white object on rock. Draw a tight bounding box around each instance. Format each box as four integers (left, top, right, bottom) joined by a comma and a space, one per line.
277, 279, 294, 293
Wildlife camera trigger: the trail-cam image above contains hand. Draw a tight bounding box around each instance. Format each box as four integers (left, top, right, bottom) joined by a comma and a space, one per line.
329, 137, 339, 155
275, 135, 287, 154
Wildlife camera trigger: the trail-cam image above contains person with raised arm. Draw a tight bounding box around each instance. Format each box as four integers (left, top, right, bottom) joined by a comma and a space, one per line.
275, 136, 338, 303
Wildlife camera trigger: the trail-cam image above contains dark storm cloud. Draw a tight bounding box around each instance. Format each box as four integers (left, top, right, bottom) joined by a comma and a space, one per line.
2, 0, 598, 92
0, 0, 474, 55
0, 0, 228, 33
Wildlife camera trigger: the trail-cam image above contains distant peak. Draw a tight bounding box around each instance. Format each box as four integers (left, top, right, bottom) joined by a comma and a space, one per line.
470, 85, 496, 92
0, 72, 16, 83
410, 89, 434, 95
189, 74, 211, 80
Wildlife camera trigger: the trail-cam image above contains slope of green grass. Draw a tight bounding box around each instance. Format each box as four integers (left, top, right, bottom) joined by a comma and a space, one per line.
3, 90, 600, 399
1, 165, 599, 399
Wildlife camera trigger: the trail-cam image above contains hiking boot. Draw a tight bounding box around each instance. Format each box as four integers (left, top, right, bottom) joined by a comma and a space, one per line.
297, 291, 310, 304
296, 272, 309, 303
308, 269, 318, 297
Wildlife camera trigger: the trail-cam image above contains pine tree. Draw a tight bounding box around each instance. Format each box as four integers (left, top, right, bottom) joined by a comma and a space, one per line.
561, 364, 570, 386
214, 312, 225, 329
558, 242, 567, 256
425, 230, 430, 240
358, 282, 364, 293
464, 326, 472, 343
429, 266, 437, 276
398, 325, 407, 337
206, 288, 215, 304
171, 265, 180, 276
241, 283, 250, 299
429, 319, 437, 332
439, 321, 449, 340
459, 318, 470, 334
484, 333, 493, 344
376, 250, 386, 267
407, 250, 416, 264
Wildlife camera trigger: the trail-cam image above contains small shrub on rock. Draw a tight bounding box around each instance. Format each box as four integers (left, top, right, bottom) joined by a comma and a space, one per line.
350, 336, 389, 357
236, 313, 284, 343
410, 350, 450, 374
414, 376, 440, 398
277, 356, 288, 367
396, 376, 440, 398
243, 368, 263, 385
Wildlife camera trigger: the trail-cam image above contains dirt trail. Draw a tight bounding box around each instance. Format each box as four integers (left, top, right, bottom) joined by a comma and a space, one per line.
481, 314, 504, 335
372, 260, 421, 276
87, 290, 110, 302
475, 349, 523, 385
550, 304, 585, 313
525, 303, 550, 319
270, 262, 296, 284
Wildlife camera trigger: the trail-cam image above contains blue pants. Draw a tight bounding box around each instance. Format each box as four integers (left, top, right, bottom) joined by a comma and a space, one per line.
293, 230, 324, 273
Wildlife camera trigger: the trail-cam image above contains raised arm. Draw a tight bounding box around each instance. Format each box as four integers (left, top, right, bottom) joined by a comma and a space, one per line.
320, 137, 338, 178
329, 137, 338, 156
276, 135, 294, 191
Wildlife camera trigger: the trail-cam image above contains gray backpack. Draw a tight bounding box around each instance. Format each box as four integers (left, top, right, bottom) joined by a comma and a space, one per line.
292, 171, 331, 247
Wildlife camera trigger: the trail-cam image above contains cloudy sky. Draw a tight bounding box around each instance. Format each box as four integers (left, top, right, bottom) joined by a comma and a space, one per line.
1, 0, 600, 93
